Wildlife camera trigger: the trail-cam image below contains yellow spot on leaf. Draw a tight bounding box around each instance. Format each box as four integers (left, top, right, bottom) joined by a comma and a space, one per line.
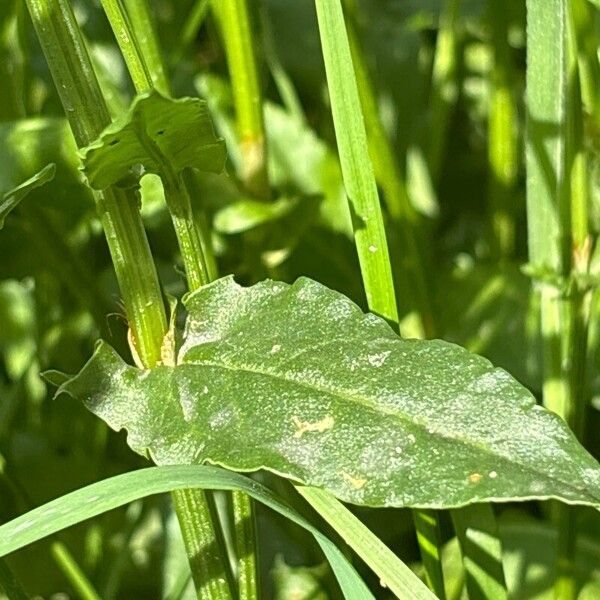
292, 415, 334, 438
342, 471, 367, 490
468, 472, 483, 484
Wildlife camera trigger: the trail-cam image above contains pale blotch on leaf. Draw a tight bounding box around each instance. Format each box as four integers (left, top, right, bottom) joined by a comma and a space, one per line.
292, 415, 335, 438
270, 344, 282, 354
367, 350, 391, 367
468, 472, 483, 484
342, 471, 367, 490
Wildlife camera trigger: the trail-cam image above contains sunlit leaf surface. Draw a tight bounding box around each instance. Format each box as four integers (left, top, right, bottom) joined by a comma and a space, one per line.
56, 276, 600, 509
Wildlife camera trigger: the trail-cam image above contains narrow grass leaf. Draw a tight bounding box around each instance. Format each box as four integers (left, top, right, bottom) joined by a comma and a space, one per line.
0, 163, 55, 228
297, 486, 436, 600
0, 465, 373, 600
313, 0, 397, 323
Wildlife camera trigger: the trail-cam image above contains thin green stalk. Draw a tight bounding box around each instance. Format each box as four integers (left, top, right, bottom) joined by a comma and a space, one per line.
526, 2, 592, 599
25, 0, 167, 368
99, 0, 156, 95
313, 1, 446, 597
488, 0, 518, 260
212, 0, 270, 198
121, 0, 170, 94
0, 558, 29, 600
99, 3, 249, 597
172, 489, 236, 599
51, 541, 102, 600
258, 0, 305, 123
232, 489, 258, 600
428, 0, 461, 182
342, 0, 435, 339
174, 0, 211, 63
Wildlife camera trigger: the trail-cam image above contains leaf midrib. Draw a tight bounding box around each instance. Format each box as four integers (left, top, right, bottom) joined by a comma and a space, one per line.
181, 354, 600, 504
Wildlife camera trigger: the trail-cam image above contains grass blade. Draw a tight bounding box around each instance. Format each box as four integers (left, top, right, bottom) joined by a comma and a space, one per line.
313, 0, 397, 325
0, 466, 374, 600
51, 541, 102, 600
313, 1, 446, 595
297, 487, 437, 600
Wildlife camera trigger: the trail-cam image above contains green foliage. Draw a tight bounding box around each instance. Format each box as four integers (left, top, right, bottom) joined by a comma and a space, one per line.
55, 276, 600, 508
0, 164, 55, 228
2, 0, 600, 597
0, 465, 374, 600
80, 90, 226, 190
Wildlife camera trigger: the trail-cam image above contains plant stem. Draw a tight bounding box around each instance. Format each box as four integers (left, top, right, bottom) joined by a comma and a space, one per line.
51, 541, 102, 600
24, 0, 167, 368
212, 0, 270, 198
428, 0, 461, 182
99, 3, 250, 597
526, 1, 592, 598
488, 0, 518, 260
121, 0, 170, 94
0, 558, 29, 600
232, 489, 258, 600
172, 489, 236, 599
313, 1, 446, 597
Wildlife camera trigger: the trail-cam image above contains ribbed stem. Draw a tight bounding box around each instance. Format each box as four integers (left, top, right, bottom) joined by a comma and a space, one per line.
99, 3, 247, 596
232, 490, 258, 600
173, 489, 235, 599
25, 0, 167, 367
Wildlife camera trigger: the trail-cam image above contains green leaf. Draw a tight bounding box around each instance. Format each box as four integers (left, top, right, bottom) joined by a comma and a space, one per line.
214, 195, 305, 235
0, 465, 373, 600
80, 90, 226, 190
56, 276, 600, 508
297, 486, 436, 599
0, 164, 56, 229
